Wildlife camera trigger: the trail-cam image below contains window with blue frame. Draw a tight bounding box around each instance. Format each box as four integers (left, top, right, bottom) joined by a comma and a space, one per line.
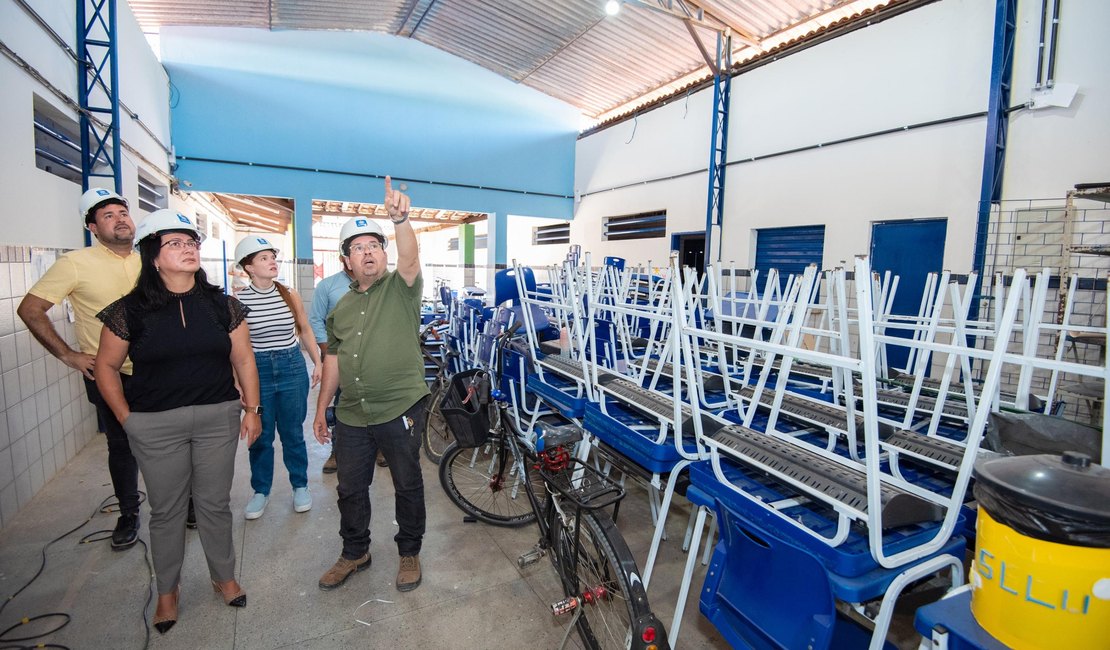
33, 94, 82, 185
603, 210, 666, 241
533, 223, 570, 245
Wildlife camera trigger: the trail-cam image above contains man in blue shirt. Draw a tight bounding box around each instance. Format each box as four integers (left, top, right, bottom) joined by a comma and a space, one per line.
309, 253, 354, 473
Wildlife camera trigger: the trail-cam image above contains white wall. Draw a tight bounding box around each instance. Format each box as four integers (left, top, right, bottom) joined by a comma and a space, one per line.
1004, 0, 1110, 198
0, 0, 173, 249
505, 215, 574, 268
0, 0, 176, 528
566, 0, 1110, 272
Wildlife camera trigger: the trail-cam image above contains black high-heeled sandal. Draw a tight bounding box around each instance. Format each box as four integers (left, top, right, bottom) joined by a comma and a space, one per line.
212, 579, 247, 607
153, 585, 180, 634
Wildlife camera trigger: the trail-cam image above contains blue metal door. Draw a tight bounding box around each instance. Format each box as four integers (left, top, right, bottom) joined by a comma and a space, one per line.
754, 225, 825, 295
870, 218, 947, 373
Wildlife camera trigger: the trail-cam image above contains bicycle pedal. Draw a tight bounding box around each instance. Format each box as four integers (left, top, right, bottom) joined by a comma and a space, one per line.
518, 546, 545, 567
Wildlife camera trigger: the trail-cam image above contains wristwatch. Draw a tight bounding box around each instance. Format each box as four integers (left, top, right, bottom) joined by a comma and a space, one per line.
244, 405, 263, 415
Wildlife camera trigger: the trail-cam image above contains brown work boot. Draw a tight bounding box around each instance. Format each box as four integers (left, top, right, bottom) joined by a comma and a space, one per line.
318, 553, 371, 591
322, 450, 338, 474
376, 452, 388, 468
396, 555, 421, 592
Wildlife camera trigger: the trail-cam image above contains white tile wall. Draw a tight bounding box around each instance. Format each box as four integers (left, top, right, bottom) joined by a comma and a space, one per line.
0, 246, 97, 530
295, 260, 315, 306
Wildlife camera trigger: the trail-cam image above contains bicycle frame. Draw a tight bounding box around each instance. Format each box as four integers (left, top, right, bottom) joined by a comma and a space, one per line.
448, 328, 667, 650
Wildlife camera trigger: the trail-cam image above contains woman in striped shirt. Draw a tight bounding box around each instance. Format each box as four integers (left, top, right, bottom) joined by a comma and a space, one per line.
234, 237, 322, 519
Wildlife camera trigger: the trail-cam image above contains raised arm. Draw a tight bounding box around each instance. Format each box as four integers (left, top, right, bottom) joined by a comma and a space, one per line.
385, 176, 420, 286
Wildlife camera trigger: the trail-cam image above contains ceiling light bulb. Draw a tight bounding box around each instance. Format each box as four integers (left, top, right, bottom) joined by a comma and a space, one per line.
605, 0, 621, 16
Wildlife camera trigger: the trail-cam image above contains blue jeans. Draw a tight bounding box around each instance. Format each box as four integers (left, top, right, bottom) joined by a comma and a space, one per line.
334, 396, 428, 559
249, 347, 310, 494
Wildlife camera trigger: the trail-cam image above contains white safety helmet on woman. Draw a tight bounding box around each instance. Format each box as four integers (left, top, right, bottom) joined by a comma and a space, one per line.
234, 236, 280, 269
133, 209, 206, 249
80, 187, 128, 224
339, 217, 387, 254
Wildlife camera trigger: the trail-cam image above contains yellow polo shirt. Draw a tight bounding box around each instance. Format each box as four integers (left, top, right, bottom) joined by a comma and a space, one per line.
27, 240, 141, 374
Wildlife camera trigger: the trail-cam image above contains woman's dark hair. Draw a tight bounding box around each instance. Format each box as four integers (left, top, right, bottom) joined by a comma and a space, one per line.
129, 229, 222, 311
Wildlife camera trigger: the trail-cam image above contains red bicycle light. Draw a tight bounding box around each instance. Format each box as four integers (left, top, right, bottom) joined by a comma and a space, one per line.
641, 626, 657, 643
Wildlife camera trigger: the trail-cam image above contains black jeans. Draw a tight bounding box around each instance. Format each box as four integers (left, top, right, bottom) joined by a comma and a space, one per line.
334, 396, 428, 559
84, 375, 140, 516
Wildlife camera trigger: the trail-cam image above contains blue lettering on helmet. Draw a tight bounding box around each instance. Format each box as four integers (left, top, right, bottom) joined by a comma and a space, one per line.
96, 189, 110, 196
355, 219, 367, 226
176, 213, 191, 224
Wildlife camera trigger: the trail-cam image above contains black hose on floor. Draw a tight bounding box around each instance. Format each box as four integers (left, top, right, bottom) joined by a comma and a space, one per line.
0, 493, 153, 650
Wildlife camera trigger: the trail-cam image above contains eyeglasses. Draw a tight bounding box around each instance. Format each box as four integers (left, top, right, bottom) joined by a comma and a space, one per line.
160, 238, 200, 251
348, 242, 383, 255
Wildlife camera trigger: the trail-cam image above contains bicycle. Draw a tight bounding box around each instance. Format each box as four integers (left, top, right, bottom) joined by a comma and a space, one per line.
437, 327, 668, 650
419, 318, 456, 464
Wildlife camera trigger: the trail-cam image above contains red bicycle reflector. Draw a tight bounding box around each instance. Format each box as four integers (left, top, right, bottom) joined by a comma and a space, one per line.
641, 626, 657, 643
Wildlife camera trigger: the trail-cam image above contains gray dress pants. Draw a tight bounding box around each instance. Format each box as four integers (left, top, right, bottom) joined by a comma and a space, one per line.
124, 400, 242, 594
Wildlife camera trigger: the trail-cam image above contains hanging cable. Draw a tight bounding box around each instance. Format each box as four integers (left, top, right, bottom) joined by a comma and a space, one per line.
625, 113, 638, 145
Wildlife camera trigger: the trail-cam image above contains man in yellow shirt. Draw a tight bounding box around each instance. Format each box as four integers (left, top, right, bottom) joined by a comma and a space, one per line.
17, 188, 143, 549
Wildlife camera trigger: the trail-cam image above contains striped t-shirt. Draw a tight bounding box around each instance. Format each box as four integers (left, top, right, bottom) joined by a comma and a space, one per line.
237, 283, 298, 351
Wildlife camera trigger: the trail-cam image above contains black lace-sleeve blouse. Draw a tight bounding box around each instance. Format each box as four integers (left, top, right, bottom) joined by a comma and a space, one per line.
98, 286, 249, 413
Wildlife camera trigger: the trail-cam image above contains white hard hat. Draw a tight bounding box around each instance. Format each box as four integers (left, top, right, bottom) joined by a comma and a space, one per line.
339, 217, 387, 251
234, 236, 279, 269
134, 209, 205, 248
80, 187, 127, 221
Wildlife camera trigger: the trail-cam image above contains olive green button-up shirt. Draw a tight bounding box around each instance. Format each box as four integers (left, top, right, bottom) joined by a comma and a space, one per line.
326, 270, 429, 426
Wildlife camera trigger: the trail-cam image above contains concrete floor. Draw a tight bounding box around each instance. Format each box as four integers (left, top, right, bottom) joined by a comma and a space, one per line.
0, 396, 730, 649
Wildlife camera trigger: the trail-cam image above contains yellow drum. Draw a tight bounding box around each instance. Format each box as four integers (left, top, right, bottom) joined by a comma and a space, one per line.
971, 452, 1110, 649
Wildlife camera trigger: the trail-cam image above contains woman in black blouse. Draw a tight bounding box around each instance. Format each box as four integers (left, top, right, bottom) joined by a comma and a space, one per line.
94, 210, 262, 633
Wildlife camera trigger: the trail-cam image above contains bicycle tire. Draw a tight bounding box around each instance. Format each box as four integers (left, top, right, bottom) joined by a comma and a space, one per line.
550, 510, 655, 650
438, 440, 541, 527
421, 380, 453, 464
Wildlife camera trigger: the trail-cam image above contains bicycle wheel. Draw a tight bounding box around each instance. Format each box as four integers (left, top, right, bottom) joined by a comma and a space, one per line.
551, 511, 656, 650
422, 380, 454, 464
438, 439, 541, 527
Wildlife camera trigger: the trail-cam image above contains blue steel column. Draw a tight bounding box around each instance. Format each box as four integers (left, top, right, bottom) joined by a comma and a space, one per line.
703, 32, 732, 272
969, 0, 1018, 321
77, 2, 122, 185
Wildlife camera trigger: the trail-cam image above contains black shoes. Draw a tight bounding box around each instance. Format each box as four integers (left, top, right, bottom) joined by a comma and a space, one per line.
111, 513, 140, 550
186, 497, 197, 529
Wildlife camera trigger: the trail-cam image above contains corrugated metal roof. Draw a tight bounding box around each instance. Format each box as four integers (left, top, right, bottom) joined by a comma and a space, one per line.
131, 0, 909, 124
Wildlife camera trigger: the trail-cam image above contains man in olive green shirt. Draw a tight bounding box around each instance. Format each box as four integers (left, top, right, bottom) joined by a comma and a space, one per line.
313, 177, 429, 593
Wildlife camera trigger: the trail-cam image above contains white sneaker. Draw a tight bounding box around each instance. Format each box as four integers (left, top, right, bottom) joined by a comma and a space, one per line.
245, 492, 268, 520
293, 487, 312, 513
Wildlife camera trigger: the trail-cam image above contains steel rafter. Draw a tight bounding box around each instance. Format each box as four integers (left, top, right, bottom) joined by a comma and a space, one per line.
703, 31, 731, 272
969, 0, 1017, 321
77, 0, 122, 199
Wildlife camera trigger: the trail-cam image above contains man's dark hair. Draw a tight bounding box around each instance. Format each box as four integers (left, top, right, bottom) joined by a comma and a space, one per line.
84, 198, 128, 226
